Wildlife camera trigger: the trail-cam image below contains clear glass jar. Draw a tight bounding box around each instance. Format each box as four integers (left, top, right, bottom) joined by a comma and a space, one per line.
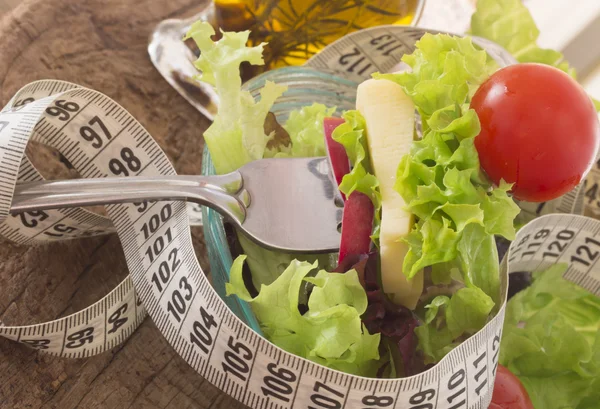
201, 66, 359, 333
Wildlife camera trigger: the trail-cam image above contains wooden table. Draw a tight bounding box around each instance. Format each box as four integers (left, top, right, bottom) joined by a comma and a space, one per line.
0, 0, 246, 407
0, 0, 19, 17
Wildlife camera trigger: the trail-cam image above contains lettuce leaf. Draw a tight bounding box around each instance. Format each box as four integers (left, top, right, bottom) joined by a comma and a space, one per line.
235, 233, 333, 290
416, 287, 494, 364
374, 33, 520, 363
501, 264, 600, 409
457, 223, 500, 304
332, 110, 382, 241
414, 323, 456, 363
470, 0, 576, 77
187, 22, 337, 174
185, 22, 288, 174
283, 103, 336, 157
445, 287, 495, 338
226, 256, 382, 376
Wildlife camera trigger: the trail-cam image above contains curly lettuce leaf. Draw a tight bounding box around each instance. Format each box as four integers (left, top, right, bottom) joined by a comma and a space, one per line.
470, 0, 576, 77
376, 34, 495, 106
375, 33, 520, 363
332, 110, 382, 241
424, 295, 450, 325
401, 218, 460, 279
226, 256, 381, 376
281, 103, 336, 157
414, 324, 456, 364
501, 264, 600, 409
376, 34, 519, 283
185, 22, 287, 174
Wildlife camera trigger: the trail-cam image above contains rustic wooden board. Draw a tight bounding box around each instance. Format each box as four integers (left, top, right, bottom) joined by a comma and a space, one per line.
0, 0, 246, 407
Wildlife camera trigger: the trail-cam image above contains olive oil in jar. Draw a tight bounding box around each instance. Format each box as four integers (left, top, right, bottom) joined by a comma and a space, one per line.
213, 0, 419, 73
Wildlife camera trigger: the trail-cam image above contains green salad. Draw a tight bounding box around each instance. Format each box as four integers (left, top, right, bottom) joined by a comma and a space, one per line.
186, 0, 600, 407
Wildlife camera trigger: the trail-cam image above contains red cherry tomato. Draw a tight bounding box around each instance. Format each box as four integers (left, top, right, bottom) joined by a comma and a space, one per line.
490, 365, 534, 409
472, 63, 600, 202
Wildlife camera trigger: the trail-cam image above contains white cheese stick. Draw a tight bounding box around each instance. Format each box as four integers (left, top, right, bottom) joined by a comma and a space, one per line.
356, 78, 424, 309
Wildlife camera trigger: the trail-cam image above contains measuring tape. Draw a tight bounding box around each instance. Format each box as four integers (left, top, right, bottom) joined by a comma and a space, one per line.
0, 26, 598, 409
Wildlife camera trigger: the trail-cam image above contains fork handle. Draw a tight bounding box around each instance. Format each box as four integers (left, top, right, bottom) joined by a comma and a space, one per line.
10, 173, 247, 224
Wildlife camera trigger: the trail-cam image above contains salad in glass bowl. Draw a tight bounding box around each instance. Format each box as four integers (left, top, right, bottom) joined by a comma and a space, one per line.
189, 0, 600, 408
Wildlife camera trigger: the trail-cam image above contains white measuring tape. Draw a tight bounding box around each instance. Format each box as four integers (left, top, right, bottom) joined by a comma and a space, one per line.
1, 25, 599, 409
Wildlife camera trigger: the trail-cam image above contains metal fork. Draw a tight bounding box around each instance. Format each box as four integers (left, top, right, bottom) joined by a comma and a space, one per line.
10, 157, 342, 253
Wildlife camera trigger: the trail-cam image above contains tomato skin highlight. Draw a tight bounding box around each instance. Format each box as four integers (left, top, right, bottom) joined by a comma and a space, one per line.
490, 365, 534, 409
472, 63, 600, 202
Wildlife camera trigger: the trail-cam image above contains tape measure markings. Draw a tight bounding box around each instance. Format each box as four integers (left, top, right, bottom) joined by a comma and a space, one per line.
347, 34, 379, 76
508, 214, 556, 265
508, 214, 600, 296
77, 119, 135, 170
1, 276, 141, 358
356, 28, 412, 75
0, 89, 147, 354
508, 214, 570, 264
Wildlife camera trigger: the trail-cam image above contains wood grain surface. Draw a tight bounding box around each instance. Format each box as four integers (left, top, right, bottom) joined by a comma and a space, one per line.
0, 0, 247, 408
0, 0, 20, 17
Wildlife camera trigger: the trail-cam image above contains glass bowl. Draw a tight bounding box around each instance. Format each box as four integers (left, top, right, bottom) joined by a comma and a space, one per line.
201, 66, 359, 334
199, 24, 524, 335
